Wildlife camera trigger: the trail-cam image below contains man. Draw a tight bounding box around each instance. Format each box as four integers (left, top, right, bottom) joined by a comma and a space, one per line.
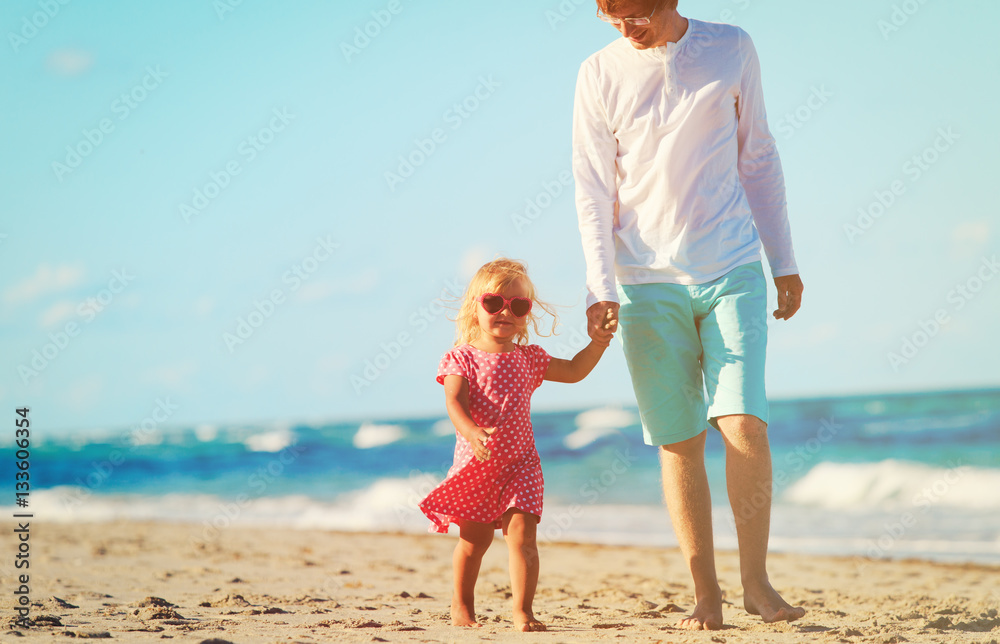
572, 0, 806, 631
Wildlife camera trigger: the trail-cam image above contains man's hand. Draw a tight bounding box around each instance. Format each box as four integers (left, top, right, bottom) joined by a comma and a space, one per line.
773, 274, 803, 320
587, 301, 620, 344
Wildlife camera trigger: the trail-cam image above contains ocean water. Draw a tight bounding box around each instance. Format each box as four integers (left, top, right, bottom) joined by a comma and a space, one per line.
3, 388, 999, 564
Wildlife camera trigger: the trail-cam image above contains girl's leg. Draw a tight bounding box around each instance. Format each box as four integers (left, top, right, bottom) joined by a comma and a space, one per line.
502, 508, 545, 632
452, 519, 495, 627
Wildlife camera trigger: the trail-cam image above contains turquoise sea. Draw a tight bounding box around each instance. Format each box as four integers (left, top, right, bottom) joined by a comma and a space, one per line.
4, 388, 999, 563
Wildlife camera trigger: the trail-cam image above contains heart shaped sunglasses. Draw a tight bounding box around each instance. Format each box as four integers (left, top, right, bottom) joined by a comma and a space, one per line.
478, 293, 533, 318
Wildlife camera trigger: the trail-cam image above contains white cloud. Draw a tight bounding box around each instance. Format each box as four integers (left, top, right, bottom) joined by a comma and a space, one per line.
46, 49, 94, 76
4, 264, 85, 305
459, 245, 495, 279
195, 295, 215, 317
950, 220, 991, 260
146, 360, 199, 391
39, 300, 77, 328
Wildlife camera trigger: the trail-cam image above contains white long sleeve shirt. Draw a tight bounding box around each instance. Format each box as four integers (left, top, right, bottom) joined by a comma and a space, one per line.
573, 19, 798, 307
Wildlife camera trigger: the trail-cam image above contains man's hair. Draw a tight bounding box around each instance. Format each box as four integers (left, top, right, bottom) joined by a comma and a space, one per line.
596, 0, 677, 16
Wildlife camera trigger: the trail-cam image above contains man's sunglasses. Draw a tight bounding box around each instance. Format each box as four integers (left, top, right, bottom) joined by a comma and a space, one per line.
478, 293, 533, 318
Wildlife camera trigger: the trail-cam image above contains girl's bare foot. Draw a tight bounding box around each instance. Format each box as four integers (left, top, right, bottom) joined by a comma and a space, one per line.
514, 610, 546, 631
451, 602, 481, 627
743, 580, 806, 623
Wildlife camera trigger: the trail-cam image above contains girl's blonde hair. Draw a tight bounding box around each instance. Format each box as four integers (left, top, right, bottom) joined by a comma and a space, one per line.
455, 258, 557, 346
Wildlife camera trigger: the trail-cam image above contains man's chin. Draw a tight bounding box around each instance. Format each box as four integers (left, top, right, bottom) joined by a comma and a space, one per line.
626, 36, 649, 49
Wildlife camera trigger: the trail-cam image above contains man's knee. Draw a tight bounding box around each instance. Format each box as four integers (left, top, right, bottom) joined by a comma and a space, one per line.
659, 429, 707, 458
716, 413, 767, 435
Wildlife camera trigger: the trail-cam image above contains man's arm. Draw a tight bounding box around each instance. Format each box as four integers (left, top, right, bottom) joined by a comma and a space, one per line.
735, 30, 803, 319
573, 57, 621, 335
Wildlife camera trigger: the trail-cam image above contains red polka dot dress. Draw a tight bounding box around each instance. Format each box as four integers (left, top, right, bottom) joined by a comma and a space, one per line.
419, 343, 552, 533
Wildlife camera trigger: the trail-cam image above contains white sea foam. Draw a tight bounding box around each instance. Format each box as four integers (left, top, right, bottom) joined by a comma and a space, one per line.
564, 407, 637, 449
353, 422, 407, 449
195, 424, 219, 442
7, 482, 998, 563
432, 418, 456, 437
128, 428, 164, 447
244, 427, 296, 452
3, 478, 437, 534
783, 460, 1000, 510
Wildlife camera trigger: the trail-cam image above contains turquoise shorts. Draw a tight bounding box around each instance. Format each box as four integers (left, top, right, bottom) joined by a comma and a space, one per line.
617, 262, 769, 446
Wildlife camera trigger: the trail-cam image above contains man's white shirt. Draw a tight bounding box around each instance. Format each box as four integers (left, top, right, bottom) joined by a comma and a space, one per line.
573, 18, 798, 307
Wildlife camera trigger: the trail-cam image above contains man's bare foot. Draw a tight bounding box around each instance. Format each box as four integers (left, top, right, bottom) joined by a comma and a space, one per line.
514, 610, 546, 632
676, 594, 724, 630
451, 602, 481, 627
743, 580, 806, 623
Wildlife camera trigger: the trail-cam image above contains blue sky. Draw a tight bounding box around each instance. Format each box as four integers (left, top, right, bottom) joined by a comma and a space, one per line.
2, 0, 998, 434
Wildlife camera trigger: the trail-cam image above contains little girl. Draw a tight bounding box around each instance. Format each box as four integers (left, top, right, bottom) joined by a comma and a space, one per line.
419, 258, 616, 632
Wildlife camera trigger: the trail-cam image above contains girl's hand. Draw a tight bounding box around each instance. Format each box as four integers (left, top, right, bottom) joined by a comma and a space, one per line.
587, 301, 619, 344
461, 426, 496, 462
592, 307, 618, 346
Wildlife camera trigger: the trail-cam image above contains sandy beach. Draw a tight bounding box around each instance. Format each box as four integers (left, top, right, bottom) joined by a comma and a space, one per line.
1, 521, 998, 642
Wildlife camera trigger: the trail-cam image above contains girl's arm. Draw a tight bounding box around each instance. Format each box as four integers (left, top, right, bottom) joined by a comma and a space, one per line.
544, 339, 610, 384
442, 374, 494, 461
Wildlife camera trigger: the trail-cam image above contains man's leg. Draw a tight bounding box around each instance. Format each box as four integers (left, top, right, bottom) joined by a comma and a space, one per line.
716, 413, 805, 623
659, 430, 724, 631
618, 282, 721, 628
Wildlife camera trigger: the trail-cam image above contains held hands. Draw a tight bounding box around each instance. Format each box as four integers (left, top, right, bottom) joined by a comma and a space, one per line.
587, 301, 620, 346
772, 274, 804, 320
461, 426, 496, 462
